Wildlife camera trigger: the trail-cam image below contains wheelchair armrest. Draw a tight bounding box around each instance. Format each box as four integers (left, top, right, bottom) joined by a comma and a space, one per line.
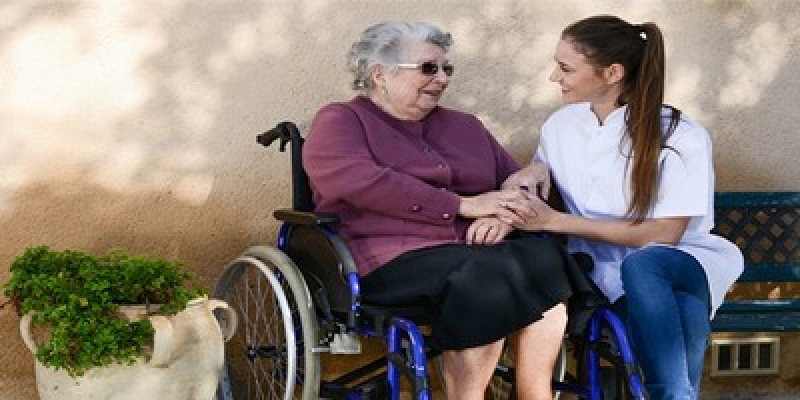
273, 209, 339, 226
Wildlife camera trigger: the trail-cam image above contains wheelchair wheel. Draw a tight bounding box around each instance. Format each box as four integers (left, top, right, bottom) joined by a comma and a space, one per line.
213, 246, 320, 400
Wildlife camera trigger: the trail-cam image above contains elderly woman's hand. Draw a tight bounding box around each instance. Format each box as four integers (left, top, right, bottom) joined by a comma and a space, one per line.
502, 162, 551, 199
458, 189, 527, 225
466, 217, 513, 245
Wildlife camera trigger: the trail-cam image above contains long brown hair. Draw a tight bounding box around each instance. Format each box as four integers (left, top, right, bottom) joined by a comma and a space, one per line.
563, 15, 681, 222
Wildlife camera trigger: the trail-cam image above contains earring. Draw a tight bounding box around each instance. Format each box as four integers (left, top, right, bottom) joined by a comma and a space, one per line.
381, 85, 389, 96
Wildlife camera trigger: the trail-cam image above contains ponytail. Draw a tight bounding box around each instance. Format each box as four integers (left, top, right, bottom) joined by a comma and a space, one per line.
625, 23, 681, 222
563, 16, 681, 222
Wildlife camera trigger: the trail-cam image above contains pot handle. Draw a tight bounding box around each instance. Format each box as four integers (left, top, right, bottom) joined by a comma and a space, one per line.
19, 313, 37, 354
207, 299, 237, 341
148, 315, 173, 367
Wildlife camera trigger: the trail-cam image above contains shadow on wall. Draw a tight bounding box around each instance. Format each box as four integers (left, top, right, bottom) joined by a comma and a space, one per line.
2, 0, 799, 236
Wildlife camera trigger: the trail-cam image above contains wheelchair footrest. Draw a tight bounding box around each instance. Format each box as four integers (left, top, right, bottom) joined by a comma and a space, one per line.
329, 332, 362, 354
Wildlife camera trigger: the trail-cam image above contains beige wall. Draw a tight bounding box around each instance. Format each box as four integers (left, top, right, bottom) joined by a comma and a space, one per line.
1, 1, 798, 398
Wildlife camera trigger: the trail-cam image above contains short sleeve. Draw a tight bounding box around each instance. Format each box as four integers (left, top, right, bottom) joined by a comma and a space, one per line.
650, 125, 714, 218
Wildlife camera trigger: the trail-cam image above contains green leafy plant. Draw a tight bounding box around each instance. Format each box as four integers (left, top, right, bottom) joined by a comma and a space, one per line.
3, 245, 205, 377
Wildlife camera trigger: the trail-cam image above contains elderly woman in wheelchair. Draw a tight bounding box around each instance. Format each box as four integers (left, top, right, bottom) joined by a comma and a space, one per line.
213, 20, 646, 400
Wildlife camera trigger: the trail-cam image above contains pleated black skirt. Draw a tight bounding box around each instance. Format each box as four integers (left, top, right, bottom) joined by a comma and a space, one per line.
360, 233, 600, 351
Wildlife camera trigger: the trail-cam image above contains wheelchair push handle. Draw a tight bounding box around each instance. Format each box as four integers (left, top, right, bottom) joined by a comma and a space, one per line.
256, 121, 302, 152
257, 120, 314, 212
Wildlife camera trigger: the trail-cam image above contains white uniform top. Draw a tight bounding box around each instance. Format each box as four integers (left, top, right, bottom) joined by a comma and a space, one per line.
535, 103, 743, 317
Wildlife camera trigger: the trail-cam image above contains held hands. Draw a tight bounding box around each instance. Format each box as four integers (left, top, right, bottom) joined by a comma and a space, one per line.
502, 162, 551, 199
459, 186, 560, 241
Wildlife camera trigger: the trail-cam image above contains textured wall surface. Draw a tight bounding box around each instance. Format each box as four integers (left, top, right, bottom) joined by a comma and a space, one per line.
1, 1, 798, 398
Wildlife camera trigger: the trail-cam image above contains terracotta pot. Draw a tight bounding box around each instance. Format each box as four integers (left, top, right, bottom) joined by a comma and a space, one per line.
20, 296, 236, 400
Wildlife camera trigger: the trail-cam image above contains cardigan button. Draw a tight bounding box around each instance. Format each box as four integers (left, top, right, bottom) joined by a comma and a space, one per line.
410, 204, 422, 212
442, 213, 452, 220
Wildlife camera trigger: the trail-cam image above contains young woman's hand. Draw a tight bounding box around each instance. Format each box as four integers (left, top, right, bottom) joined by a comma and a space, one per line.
466, 217, 513, 245
509, 192, 558, 232
502, 162, 551, 199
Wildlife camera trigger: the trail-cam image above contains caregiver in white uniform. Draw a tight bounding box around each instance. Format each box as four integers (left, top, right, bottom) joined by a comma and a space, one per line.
507, 15, 743, 400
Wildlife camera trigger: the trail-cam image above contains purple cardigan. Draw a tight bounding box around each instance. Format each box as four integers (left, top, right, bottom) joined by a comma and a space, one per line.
303, 96, 519, 275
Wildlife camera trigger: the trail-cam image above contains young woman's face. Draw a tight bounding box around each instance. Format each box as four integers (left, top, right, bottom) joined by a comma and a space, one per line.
549, 39, 617, 105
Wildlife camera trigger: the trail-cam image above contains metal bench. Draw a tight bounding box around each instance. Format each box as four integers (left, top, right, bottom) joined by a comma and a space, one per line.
710, 191, 800, 332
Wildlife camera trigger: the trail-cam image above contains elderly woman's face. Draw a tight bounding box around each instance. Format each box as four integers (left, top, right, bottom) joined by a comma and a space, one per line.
378, 42, 451, 120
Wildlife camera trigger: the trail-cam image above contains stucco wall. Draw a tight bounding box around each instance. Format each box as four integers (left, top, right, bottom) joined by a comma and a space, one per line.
1, 1, 798, 398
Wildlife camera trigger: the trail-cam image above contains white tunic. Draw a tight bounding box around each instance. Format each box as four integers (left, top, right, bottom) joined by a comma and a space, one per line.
535, 103, 743, 317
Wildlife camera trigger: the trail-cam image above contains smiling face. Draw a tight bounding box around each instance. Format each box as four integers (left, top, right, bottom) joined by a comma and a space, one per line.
372, 41, 450, 121
549, 38, 622, 112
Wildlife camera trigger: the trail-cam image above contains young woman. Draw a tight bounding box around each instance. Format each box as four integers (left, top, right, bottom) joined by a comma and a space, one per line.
508, 15, 744, 399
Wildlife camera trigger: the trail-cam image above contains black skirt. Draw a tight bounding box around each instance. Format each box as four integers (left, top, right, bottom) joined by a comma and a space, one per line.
360, 233, 604, 351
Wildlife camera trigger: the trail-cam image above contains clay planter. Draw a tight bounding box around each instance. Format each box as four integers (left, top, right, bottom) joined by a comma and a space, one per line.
20, 296, 237, 400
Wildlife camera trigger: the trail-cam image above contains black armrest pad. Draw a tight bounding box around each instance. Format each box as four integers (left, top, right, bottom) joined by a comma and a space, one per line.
273, 209, 339, 226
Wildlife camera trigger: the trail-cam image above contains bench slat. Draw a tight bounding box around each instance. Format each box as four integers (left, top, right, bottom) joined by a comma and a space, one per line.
716, 299, 800, 313
714, 191, 800, 208
735, 263, 800, 282
711, 312, 800, 332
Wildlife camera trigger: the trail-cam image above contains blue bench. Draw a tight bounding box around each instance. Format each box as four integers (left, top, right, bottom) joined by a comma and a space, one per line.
710, 191, 800, 332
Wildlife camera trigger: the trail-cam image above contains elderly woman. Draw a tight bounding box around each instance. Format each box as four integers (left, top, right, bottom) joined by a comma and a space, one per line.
303, 21, 580, 399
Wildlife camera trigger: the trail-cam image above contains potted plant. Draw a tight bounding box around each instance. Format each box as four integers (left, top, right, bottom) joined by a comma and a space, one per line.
4, 245, 237, 400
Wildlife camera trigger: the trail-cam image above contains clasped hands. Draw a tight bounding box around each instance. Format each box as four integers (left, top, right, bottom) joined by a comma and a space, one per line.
462, 162, 555, 245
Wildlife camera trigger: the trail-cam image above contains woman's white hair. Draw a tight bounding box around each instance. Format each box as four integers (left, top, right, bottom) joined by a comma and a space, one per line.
347, 21, 452, 92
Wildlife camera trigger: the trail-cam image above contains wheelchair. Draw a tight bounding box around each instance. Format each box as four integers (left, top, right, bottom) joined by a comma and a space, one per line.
211, 121, 649, 399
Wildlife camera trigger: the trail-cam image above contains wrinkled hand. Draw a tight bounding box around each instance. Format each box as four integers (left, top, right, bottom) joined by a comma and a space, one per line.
503, 162, 551, 199
466, 217, 513, 245
459, 189, 527, 225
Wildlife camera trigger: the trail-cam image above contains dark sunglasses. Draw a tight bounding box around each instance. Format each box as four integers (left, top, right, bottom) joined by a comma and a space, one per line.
396, 61, 455, 77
